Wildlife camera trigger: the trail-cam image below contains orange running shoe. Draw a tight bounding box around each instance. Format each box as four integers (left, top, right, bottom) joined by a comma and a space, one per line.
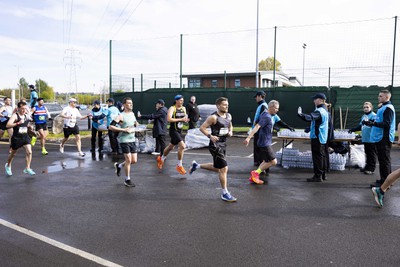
176, 165, 187, 175
250, 170, 264, 185
157, 156, 164, 169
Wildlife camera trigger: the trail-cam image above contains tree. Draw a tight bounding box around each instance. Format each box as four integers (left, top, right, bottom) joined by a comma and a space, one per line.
35, 79, 55, 101
258, 57, 282, 71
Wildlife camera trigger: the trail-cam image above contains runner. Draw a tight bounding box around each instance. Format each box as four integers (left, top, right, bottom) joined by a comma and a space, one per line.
31, 98, 51, 155
189, 97, 237, 202
244, 100, 279, 185
109, 97, 138, 187
5, 101, 36, 176
0, 97, 14, 152
59, 98, 91, 157
157, 95, 189, 174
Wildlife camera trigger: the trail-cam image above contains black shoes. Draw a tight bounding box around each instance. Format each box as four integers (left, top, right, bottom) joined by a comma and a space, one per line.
124, 179, 135, 187
114, 162, 121, 177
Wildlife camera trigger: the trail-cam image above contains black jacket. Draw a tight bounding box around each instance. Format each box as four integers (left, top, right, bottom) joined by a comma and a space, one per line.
140, 106, 168, 137
186, 101, 200, 122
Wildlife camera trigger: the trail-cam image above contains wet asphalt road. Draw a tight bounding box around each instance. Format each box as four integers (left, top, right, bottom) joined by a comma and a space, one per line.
1, 135, 400, 267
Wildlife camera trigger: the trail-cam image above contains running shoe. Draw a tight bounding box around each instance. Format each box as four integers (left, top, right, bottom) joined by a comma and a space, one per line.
59, 144, 64, 153
371, 187, 384, 208
221, 192, 237, 202
124, 179, 135, 187
189, 160, 200, 174
5, 163, 12, 176
23, 168, 36, 176
250, 170, 264, 184
78, 152, 86, 157
42, 148, 48, 155
157, 156, 164, 170
151, 152, 160, 155
30, 136, 37, 146
176, 165, 187, 175
114, 162, 121, 176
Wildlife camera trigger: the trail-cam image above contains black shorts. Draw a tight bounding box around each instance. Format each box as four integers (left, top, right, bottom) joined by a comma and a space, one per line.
209, 143, 227, 169
259, 146, 276, 163
169, 130, 184, 145
35, 123, 48, 131
0, 121, 8, 130
11, 135, 30, 150
63, 125, 79, 138
120, 142, 138, 154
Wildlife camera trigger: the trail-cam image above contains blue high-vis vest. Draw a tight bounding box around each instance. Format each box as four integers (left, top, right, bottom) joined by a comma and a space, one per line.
310, 106, 328, 144
33, 106, 48, 124
252, 102, 268, 128
359, 112, 376, 143
370, 104, 395, 143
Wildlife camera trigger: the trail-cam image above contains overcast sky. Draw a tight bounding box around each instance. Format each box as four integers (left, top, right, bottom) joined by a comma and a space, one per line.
0, 0, 398, 94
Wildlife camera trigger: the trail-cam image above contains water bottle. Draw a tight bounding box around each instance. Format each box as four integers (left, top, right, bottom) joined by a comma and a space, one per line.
137, 111, 141, 117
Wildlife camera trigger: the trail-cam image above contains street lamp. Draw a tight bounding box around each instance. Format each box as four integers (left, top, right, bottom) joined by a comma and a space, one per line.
302, 43, 307, 86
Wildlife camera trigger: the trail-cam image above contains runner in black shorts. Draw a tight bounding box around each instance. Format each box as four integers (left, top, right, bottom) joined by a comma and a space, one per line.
157, 95, 190, 175
188, 97, 237, 202
244, 100, 279, 185
31, 98, 51, 155
5, 101, 36, 177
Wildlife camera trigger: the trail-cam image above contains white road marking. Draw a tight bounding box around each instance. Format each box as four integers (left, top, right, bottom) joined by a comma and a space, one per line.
0, 218, 123, 267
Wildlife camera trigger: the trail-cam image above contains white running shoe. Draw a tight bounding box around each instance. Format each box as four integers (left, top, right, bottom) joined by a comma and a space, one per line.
59, 144, 64, 153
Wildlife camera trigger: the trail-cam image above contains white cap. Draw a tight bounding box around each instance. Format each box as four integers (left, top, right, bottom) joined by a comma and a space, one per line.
69, 98, 77, 102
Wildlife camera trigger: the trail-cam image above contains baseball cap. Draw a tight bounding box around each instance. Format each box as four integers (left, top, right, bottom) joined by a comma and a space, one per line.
311, 93, 327, 100
156, 99, 165, 105
37, 97, 44, 102
69, 98, 77, 103
107, 98, 114, 103
174, 94, 183, 101
253, 91, 266, 98
93, 100, 100, 105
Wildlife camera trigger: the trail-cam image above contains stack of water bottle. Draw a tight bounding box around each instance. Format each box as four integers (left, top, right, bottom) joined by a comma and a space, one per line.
278, 129, 310, 138
277, 148, 347, 170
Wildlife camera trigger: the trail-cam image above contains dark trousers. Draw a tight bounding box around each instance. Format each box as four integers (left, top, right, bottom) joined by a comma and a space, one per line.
91, 128, 103, 150
364, 142, 377, 172
311, 138, 327, 178
155, 135, 166, 155
108, 129, 119, 153
188, 120, 197, 129
253, 133, 261, 165
324, 142, 330, 172
376, 139, 392, 183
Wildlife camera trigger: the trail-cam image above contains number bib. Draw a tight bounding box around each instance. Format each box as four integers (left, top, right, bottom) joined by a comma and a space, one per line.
19, 127, 28, 134
219, 127, 229, 136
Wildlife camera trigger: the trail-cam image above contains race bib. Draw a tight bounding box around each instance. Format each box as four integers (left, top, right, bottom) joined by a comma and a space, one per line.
39, 115, 46, 121
19, 127, 28, 134
177, 122, 183, 129
219, 127, 229, 136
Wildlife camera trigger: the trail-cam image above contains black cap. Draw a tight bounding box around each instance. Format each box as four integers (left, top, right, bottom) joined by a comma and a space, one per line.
93, 100, 100, 105
253, 91, 266, 98
156, 99, 165, 105
311, 93, 327, 100
29, 84, 35, 90
37, 97, 44, 102
107, 98, 114, 103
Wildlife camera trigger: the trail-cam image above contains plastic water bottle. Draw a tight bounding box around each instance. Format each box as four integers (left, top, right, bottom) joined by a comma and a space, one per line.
137, 111, 141, 117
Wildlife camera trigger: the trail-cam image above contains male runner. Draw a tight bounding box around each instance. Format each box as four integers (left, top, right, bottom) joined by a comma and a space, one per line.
31, 98, 51, 155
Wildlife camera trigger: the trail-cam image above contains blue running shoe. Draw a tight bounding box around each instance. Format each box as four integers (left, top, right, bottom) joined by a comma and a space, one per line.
23, 168, 36, 176
5, 163, 12, 177
189, 160, 200, 174
221, 192, 237, 202
371, 187, 384, 207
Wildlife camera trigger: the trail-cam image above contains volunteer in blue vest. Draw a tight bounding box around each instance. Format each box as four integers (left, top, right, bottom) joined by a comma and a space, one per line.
104, 98, 121, 155
90, 100, 106, 153
29, 84, 38, 109
363, 89, 395, 188
298, 93, 329, 182
252, 91, 268, 167
348, 102, 377, 175
31, 98, 51, 155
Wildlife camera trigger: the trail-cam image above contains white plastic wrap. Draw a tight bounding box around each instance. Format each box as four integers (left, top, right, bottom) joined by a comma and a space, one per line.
185, 128, 210, 149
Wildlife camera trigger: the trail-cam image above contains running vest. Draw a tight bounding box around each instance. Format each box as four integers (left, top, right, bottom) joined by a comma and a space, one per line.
170, 105, 186, 132
33, 105, 48, 124
310, 106, 329, 144
370, 103, 395, 143
360, 111, 376, 143
0, 105, 13, 123
118, 112, 137, 143
210, 112, 231, 144
13, 113, 30, 138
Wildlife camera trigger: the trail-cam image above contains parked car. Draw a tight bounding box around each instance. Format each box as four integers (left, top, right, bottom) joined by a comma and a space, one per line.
42, 103, 63, 133
78, 104, 88, 110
